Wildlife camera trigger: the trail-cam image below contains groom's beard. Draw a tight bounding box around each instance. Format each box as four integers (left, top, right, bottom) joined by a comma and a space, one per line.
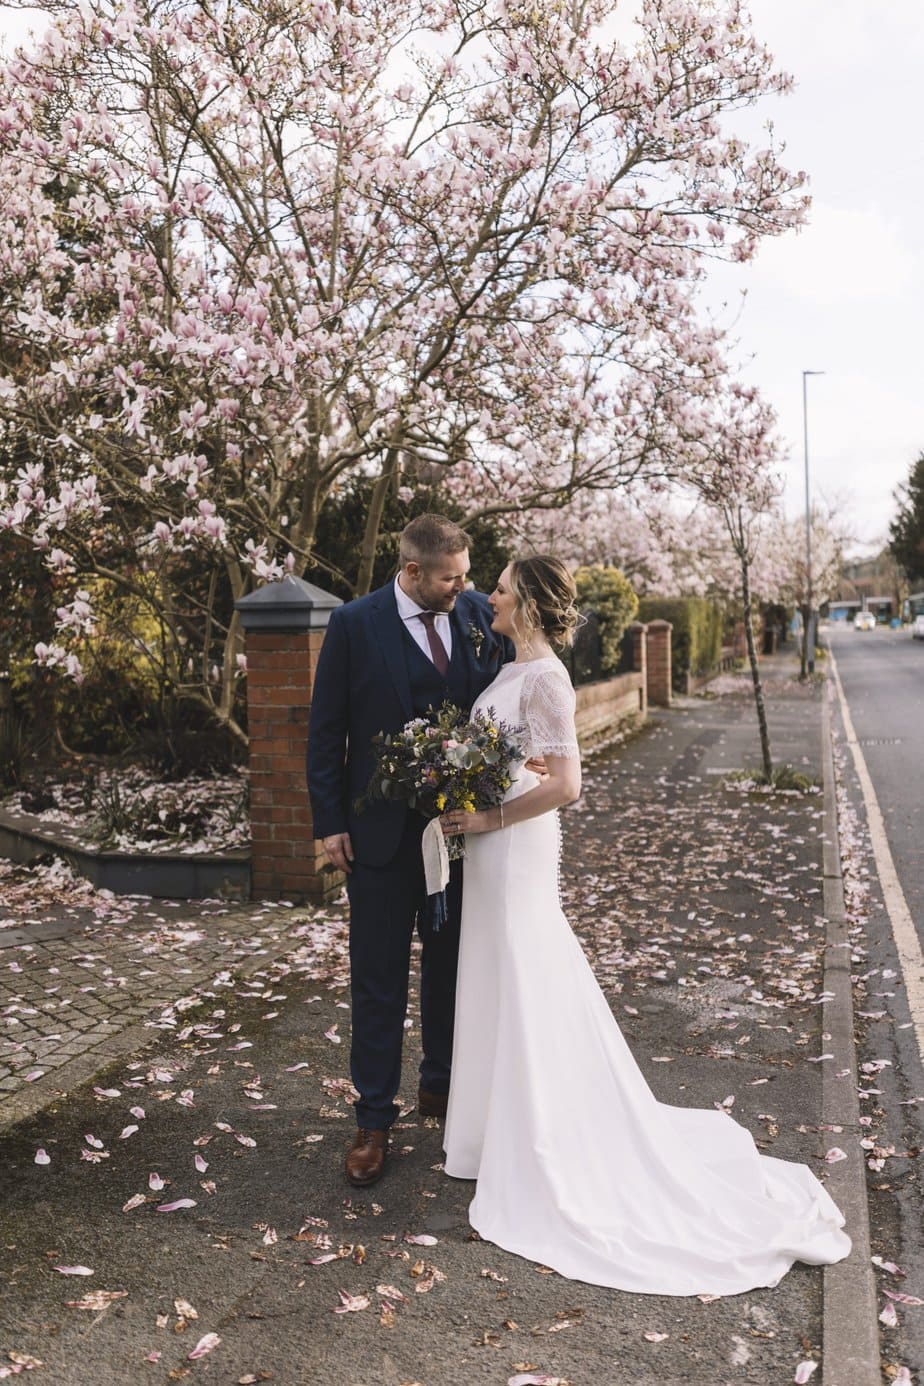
415, 584, 460, 613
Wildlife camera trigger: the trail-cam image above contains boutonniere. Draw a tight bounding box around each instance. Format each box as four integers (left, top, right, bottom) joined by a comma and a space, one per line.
467, 621, 485, 658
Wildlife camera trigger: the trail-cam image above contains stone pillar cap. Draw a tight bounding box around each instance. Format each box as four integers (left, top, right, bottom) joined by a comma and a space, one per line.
235, 575, 342, 631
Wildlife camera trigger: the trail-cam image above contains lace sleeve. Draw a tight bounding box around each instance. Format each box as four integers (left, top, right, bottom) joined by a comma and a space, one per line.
522, 663, 580, 759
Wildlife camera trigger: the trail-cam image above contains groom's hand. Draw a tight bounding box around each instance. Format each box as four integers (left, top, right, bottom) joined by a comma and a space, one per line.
322, 832, 354, 873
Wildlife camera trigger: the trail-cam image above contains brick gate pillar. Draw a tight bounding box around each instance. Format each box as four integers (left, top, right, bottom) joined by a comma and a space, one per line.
236, 576, 343, 902
625, 620, 648, 717
645, 619, 673, 707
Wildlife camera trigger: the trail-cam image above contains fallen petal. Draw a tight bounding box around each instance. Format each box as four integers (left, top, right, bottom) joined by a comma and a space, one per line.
122, 1194, 147, 1213
794, 1363, 818, 1384
54, 1265, 94, 1276
34, 1149, 50, 1166
187, 1332, 221, 1360
332, 1289, 370, 1314
156, 1198, 197, 1212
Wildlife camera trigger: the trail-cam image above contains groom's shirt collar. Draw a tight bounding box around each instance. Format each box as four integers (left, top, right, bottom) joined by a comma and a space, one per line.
393, 575, 454, 660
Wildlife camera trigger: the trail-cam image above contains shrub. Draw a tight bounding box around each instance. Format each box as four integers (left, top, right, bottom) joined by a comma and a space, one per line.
573, 566, 639, 675
638, 596, 724, 691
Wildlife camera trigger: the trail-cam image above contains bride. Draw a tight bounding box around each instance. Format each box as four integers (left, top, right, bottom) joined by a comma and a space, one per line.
438, 555, 850, 1296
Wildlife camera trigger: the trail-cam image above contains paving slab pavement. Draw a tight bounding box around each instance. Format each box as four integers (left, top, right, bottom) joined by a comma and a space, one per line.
0, 654, 877, 1385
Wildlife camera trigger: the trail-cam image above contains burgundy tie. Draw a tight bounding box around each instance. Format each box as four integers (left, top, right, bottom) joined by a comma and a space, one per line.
417, 611, 450, 678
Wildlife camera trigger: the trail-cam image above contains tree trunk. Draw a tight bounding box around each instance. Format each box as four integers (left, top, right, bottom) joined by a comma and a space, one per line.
355, 447, 399, 596
799, 602, 809, 679
741, 552, 773, 780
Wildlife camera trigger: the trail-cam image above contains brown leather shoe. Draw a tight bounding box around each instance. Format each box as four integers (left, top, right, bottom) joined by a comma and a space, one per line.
345, 1128, 389, 1187
417, 1087, 448, 1119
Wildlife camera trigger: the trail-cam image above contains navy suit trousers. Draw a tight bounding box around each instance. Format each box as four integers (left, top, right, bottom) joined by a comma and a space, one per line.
346, 813, 463, 1129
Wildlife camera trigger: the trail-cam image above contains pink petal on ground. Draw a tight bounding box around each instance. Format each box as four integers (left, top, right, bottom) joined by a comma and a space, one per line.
130, 1106, 146, 1119
643, 1331, 669, 1342
122, 1194, 147, 1212
308, 1253, 339, 1266
34, 1149, 50, 1165
324, 1026, 341, 1044
144, 1352, 161, 1363
508, 1376, 568, 1386
93, 1087, 121, 1098
187, 1332, 221, 1360
23, 1070, 44, 1082
194, 1154, 208, 1173
893, 1368, 913, 1386
332, 1290, 370, 1314
148, 1173, 165, 1191
375, 1284, 406, 1300
156, 1198, 197, 1212
262, 1227, 278, 1246
404, 1233, 438, 1246
285, 1063, 311, 1071
54, 1265, 94, 1276
234, 1133, 256, 1147
879, 1302, 899, 1327
824, 1148, 847, 1164
119, 1125, 139, 1140
794, 1363, 818, 1384
83, 1134, 104, 1149
883, 1289, 924, 1306
872, 1256, 905, 1277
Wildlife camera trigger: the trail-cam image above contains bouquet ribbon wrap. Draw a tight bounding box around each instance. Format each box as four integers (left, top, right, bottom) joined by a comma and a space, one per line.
421, 817, 450, 929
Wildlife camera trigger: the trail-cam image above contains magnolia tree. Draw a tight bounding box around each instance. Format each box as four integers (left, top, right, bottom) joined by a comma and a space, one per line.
0, 0, 806, 740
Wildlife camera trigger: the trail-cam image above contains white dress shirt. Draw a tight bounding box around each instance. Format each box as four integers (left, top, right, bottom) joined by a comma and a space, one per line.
394, 575, 453, 662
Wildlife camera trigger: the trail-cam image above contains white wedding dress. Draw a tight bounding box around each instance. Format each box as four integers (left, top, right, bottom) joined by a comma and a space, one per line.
443, 656, 851, 1296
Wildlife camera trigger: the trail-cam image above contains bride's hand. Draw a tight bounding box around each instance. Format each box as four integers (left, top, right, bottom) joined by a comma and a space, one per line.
440, 808, 498, 836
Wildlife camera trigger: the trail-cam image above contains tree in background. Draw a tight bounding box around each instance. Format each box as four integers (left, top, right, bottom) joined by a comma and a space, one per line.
573, 566, 638, 675
890, 454, 924, 587
0, 0, 807, 741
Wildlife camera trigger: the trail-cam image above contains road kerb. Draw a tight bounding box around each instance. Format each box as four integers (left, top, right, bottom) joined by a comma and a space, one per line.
820, 683, 880, 1386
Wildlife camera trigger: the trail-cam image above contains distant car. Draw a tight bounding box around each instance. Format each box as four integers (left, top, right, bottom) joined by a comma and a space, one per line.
853, 610, 876, 631
912, 615, 924, 640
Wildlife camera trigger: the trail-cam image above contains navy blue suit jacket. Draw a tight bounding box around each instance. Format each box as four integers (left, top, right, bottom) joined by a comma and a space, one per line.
306, 582, 511, 867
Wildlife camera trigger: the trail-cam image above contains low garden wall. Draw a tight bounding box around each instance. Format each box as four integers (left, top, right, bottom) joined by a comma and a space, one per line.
575, 670, 646, 748
0, 804, 250, 899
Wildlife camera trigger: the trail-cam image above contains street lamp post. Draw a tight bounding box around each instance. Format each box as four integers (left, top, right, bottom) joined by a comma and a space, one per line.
802, 369, 824, 676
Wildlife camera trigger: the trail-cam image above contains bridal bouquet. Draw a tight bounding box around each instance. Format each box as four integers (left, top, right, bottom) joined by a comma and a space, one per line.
359, 703, 524, 923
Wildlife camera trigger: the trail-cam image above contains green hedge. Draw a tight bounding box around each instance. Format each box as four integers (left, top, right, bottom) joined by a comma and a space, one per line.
638, 597, 724, 691
573, 565, 638, 676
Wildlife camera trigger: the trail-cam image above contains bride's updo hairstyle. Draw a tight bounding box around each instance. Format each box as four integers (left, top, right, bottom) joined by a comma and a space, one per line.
508, 555, 580, 650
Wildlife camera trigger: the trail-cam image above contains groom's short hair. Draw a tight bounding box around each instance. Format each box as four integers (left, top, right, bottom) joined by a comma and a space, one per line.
399, 514, 472, 570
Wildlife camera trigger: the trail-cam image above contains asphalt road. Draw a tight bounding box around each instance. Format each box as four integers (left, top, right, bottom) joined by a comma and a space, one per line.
826, 621, 924, 944
825, 619, 924, 1380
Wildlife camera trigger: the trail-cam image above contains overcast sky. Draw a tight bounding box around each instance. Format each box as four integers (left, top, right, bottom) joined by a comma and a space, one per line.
701, 0, 924, 557
1, 2, 920, 557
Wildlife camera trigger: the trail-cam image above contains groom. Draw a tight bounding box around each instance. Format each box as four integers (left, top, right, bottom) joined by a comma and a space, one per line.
306, 514, 511, 1187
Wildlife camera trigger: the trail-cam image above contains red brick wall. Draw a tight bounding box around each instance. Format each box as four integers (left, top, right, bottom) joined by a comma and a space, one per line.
645, 620, 672, 707
246, 628, 342, 901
